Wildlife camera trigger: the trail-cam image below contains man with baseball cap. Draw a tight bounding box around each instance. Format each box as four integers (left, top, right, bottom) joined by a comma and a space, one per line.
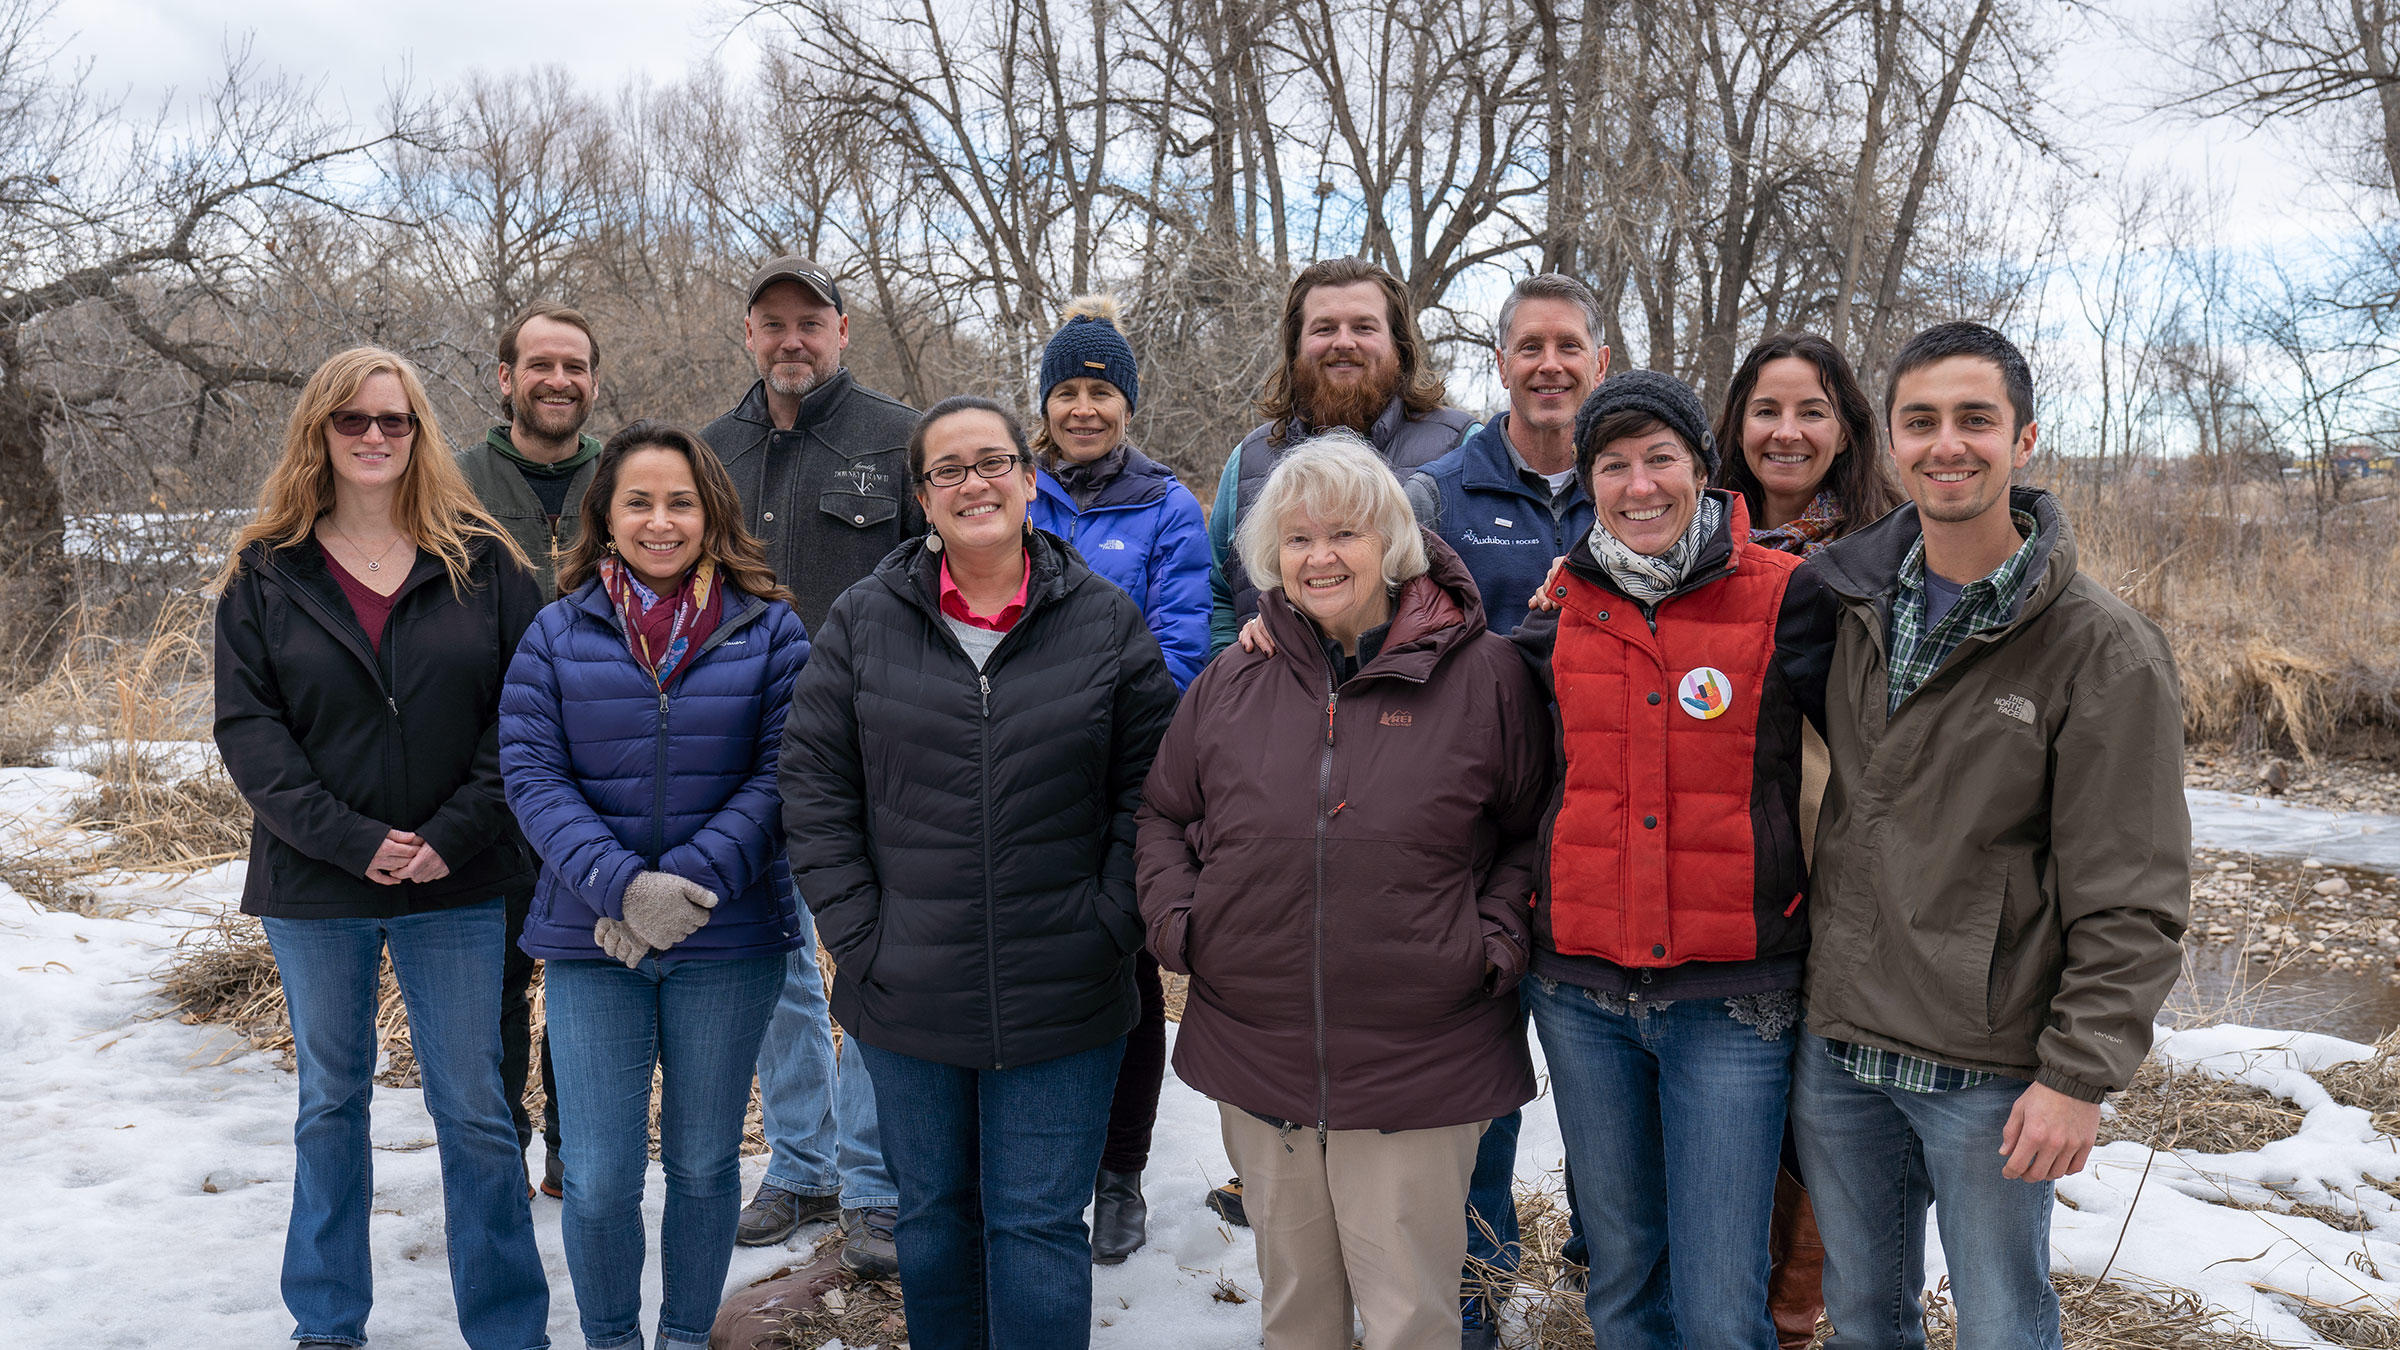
709, 256, 915, 1276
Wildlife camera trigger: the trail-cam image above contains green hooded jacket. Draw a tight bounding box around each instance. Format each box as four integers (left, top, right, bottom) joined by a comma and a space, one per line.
455, 426, 600, 598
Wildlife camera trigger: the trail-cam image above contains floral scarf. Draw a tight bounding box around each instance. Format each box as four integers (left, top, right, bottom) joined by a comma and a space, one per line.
600, 554, 723, 690
1588, 493, 1726, 606
1749, 489, 1844, 559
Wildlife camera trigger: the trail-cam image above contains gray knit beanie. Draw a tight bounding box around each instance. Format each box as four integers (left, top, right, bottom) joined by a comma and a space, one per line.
1573, 369, 1717, 479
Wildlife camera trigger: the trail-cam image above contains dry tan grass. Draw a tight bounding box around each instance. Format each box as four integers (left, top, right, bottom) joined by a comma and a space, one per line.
2275, 1290, 2400, 1348
2095, 1058, 2306, 1155
1923, 1275, 2285, 1349
2063, 477, 2400, 759
2319, 1027, 2400, 1137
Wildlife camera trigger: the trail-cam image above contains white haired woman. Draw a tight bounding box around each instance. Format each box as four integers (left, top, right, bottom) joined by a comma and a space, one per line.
1135, 433, 1554, 1350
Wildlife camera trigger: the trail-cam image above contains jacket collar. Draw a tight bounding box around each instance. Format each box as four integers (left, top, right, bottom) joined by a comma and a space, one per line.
725, 368, 857, 433
1811, 486, 2072, 631
1034, 443, 1175, 513
877, 523, 1088, 629
569, 572, 767, 636
1458, 413, 1587, 505
1259, 528, 1486, 687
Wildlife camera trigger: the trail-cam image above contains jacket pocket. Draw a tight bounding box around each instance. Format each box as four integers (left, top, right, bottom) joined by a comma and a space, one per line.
819, 490, 899, 530
1939, 870, 2008, 1050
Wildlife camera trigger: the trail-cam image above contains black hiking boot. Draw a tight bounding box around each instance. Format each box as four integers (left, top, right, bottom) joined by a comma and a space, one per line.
1090, 1168, 1147, 1263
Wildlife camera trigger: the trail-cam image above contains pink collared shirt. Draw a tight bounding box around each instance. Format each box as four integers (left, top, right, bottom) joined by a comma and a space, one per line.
937, 552, 1030, 632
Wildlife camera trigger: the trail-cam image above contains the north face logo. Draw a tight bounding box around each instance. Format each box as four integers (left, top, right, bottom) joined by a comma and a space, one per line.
1379, 710, 1414, 727
1993, 694, 2036, 724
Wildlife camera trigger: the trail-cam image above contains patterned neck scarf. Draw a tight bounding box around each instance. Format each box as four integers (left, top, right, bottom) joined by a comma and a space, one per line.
1749, 489, 1844, 559
1588, 493, 1725, 606
599, 554, 723, 690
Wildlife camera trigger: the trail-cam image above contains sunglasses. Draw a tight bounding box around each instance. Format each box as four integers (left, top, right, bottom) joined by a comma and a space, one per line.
327, 411, 420, 438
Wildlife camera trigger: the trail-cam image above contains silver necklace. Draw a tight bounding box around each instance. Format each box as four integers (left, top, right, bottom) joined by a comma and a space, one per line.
327, 518, 406, 572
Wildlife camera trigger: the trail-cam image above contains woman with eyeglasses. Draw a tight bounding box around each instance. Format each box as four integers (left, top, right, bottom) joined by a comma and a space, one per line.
214, 347, 549, 1350
778, 395, 1179, 1349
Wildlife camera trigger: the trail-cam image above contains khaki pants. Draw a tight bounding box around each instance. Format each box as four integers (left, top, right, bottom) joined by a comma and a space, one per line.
1219, 1103, 1485, 1350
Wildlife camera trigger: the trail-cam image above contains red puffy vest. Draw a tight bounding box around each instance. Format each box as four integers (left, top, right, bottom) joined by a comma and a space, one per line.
1543, 523, 1807, 966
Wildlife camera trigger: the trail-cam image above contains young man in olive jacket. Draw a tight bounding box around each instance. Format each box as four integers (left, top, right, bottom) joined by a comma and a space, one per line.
453, 301, 604, 1196
1791, 323, 2190, 1349
711, 256, 911, 1272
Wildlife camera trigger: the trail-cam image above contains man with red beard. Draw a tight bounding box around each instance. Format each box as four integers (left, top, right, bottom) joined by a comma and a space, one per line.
1206, 258, 1472, 651
455, 301, 607, 1201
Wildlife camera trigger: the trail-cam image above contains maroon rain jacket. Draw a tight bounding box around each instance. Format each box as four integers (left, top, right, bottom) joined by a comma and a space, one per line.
1134, 533, 1553, 1132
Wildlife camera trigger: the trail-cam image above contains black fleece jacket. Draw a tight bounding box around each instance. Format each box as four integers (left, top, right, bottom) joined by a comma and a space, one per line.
214, 536, 543, 918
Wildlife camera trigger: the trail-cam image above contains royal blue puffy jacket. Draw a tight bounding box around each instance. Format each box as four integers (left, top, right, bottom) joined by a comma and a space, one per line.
1028, 446, 1211, 689
500, 579, 809, 961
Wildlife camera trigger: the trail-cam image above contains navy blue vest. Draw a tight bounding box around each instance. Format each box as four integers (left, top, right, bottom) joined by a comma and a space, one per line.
1414, 414, 1593, 634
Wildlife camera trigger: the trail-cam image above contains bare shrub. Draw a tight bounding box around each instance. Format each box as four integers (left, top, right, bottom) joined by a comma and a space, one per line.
2096, 1057, 2306, 1154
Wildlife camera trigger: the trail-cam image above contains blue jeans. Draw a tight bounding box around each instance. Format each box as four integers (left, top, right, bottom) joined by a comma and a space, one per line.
264, 901, 549, 1350
757, 902, 895, 1209
1461, 1108, 1521, 1328
1526, 977, 1789, 1350
1790, 1031, 2060, 1350
545, 953, 783, 1349
859, 1037, 1126, 1350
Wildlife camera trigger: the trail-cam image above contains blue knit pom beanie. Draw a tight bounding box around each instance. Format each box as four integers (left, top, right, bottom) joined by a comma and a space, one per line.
1039, 296, 1139, 415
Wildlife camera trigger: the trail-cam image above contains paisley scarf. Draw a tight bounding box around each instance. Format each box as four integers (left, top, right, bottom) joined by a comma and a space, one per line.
1749, 489, 1844, 559
600, 554, 723, 690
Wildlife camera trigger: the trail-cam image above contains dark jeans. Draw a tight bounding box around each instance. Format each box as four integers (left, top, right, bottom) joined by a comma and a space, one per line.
1461, 1108, 1522, 1327
1099, 953, 1165, 1174
862, 1036, 1127, 1350
501, 890, 561, 1159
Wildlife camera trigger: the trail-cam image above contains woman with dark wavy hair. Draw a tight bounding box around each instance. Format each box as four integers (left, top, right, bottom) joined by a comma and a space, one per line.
1712, 332, 1903, 555
500, 419, 809, 1350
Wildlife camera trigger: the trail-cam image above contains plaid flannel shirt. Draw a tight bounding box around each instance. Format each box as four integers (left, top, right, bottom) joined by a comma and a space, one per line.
1836, 508, 2041, 1092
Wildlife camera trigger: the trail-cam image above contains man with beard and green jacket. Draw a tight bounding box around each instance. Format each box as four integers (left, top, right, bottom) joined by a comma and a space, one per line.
457, 303, 603, 596
453, 300, 606, 1199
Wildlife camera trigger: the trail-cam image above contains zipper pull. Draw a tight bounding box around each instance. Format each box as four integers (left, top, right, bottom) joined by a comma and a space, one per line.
979, 673, 990, 717
1324, 691, 1339, 745
658, 690, 669, 715
385, 696, 399, 718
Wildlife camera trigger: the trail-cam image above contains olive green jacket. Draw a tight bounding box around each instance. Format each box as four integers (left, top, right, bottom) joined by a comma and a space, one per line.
455, 427, 601, 599
1804, 487, 2189, 1102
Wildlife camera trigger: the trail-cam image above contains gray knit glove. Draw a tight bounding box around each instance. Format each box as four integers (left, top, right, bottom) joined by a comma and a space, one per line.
593, 916, 648, 969
619, 870, 719, 953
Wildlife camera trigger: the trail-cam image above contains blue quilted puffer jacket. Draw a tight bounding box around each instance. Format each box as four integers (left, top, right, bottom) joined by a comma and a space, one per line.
500, 578, 809, 961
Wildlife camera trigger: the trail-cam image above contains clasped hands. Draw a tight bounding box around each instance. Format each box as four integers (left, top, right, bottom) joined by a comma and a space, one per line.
593, 871, 720, 969
367, 829, 450, 885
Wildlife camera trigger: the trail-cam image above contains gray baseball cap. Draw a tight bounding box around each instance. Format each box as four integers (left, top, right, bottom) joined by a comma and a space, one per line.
744, 255, 844, 313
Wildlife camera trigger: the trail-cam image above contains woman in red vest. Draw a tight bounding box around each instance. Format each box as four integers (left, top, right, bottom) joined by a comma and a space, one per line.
1511, 370, 1832, 1350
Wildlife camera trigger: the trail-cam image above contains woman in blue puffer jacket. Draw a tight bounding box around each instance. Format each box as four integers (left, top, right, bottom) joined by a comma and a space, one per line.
1023, 297, 1211, 1264
499, 419, 808, 1350
1027, 296, 1211, 691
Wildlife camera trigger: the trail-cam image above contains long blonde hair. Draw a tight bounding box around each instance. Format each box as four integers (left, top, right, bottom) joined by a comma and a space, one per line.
220, 347, 528, 593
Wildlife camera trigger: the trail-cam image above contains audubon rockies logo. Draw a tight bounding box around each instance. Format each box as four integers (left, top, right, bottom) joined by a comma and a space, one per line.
831, 463, 891, 496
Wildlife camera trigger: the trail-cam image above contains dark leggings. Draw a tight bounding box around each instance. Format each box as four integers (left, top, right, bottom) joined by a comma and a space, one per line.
1100, 952, 1167, 1173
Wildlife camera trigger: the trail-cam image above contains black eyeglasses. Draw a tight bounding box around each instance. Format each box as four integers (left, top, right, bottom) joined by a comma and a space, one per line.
918, 452, 1028, 488
327, 411, 420, 438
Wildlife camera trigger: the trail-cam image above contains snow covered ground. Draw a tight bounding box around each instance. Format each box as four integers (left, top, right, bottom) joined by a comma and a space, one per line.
4, 756, 2399, 1348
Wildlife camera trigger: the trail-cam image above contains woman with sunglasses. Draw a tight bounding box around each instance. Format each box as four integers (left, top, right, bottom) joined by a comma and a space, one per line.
778, 396, 1179, 1349
214, 347, 549, 1350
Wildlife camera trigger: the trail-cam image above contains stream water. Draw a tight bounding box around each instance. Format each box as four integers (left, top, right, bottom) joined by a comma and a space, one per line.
2180, 789, 2400, 1043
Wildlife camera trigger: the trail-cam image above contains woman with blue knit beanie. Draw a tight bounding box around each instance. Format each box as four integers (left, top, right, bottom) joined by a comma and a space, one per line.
1027, 295, 1211, 1265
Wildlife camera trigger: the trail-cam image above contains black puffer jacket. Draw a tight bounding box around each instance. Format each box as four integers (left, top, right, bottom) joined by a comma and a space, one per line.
214, 537, 543, 918
779, 528, 1180, 1069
